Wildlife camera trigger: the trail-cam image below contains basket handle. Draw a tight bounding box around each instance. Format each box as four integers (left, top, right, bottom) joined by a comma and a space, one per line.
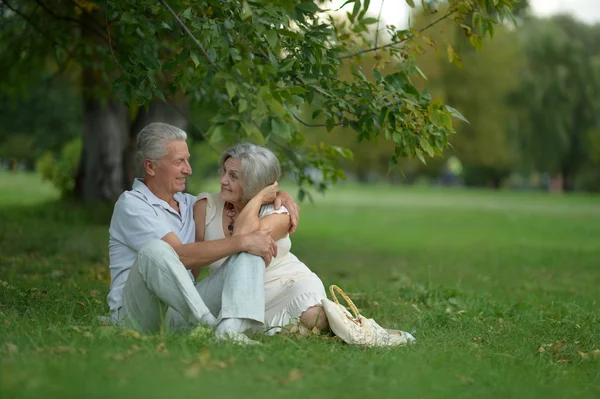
329, 285, 360, 319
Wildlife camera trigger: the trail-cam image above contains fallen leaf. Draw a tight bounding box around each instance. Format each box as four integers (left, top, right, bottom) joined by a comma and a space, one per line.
198, 347, 211, 365
155, 343, 168, 354
311, 327, 320, 335
550, 340, 566, 355
130, 345, 140, 351
51, 346, 72, 354
5, 342, 18, 354
82, 331, 93, 339
185, 364, 200, 378
257, 355, 265, 362
456, 374, 474, 384
557, 359, 572, 364
107, 353, 125, 361
121, 328, 141, 340
4, 319, 10, 326
285, 369, 303, 383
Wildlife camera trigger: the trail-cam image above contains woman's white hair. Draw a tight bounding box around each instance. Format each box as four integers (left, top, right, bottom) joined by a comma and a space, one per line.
136, 122, 187, 174
220, 143, 281, 203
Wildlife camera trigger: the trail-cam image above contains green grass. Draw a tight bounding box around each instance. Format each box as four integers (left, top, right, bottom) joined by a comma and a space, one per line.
1, 172, 599, 398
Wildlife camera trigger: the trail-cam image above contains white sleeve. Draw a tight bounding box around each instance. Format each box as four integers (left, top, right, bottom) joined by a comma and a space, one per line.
109, 195, 172, 252
258, 204, 290, 219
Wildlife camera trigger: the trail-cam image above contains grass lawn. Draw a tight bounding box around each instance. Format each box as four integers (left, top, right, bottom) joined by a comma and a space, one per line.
1, 172, 599, 398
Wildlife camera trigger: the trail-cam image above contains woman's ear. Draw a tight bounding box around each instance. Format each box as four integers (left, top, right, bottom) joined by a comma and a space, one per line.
143, 159, 156, 176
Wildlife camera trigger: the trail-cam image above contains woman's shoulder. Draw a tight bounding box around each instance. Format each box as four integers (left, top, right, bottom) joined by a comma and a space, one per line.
196, 192, 223, 224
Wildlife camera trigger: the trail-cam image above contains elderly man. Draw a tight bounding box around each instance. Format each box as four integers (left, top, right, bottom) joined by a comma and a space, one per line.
107, 122, 299, 344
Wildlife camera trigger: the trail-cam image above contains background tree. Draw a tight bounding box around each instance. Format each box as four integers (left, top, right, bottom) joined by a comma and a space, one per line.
511, 15, 600, 191
0, 0, 521, 201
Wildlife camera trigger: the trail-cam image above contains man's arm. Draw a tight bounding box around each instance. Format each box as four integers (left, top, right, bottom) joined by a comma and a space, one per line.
274, 190, 300, 233
162, 229, 277, 270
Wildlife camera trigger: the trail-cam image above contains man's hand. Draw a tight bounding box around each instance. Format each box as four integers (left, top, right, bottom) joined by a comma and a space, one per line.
256, 182, 278, 204
242, 227, 278, 266
274, 190, 300, 234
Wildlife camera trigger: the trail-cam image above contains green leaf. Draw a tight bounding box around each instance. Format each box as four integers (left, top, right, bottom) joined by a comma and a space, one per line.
266, 30, 279, 50
415, 65, 427, 80
361, 17, 378, 25
446, 42, 455, 64
472, 12, 483, 34
190, 52, 200, 68
154, 90, 166, 103
208, 124, 226, 145
296, 2, 322, 13
238, 99, 248, 113
271, 118, 291, 139
429, 109, 452, 129
267, 99, 286, 117
243, 124, 265, 145
406, 0, 415, 8
444, 105, 469, 124
182, 7, 192, 20
420, 138, 434, 157
161, 21, 172, 30
415, 148, 426, 164
225, 80, 237, 99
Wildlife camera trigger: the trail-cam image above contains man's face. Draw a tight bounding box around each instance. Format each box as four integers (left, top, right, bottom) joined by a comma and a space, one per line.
153, 140, 192, 195
219, 158, 244, 204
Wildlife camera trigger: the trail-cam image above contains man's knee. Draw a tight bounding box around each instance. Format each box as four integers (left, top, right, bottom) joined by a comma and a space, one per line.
138, 239, 179, 267
226, 252, 265, 274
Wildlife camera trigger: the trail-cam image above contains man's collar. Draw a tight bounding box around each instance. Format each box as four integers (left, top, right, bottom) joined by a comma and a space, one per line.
132, 178, 187, 210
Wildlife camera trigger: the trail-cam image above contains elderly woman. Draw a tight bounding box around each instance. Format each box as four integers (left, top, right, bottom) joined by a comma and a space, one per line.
194, 143, 329, 334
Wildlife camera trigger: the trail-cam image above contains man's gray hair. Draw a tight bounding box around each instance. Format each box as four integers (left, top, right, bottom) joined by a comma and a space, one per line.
136, 122, 187, 174
220, 143, 281, 203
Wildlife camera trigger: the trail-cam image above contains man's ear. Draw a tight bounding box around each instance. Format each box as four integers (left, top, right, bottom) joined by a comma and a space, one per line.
143, 159, 156, 176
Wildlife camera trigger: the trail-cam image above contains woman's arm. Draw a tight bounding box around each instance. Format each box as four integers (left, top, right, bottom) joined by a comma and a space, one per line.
193, 199, 207, 243
190, 198, 208, 279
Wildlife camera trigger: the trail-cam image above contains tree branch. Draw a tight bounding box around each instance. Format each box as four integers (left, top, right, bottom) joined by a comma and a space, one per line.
32, 0, 109, 44
292, 113, 346, 128
337, 9, 455, 60
158, 0, 219, 70
1, 0, 55, 44
105, 0, 123, 70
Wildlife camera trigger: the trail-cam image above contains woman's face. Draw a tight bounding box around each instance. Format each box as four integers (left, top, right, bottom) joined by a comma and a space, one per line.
219, 158, 244, 204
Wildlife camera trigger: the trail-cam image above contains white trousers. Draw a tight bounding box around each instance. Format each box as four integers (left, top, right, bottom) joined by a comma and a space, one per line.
120, 239, 265, 333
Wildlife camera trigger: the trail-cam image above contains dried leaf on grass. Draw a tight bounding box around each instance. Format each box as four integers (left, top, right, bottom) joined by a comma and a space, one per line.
5, 342, 18, 354
579, 349, 600, 361
538, 339, 566, 355
155, 343, 169, 355
456, 374, 475, 384
183, 348, 231, 378
262, 369, 304, 385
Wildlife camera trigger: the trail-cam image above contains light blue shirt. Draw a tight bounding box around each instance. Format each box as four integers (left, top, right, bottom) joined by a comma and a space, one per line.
107, 178, 197, 313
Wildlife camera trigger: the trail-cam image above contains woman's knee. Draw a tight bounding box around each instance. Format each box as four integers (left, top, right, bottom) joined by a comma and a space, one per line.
300, 305, 329, 331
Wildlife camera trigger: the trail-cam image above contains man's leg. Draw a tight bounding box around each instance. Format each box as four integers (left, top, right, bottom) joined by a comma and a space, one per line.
121, 240, 214, 333
195, 252, 265, 335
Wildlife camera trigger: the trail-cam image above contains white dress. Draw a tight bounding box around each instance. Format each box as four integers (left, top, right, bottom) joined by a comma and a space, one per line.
197, 192, 327, 335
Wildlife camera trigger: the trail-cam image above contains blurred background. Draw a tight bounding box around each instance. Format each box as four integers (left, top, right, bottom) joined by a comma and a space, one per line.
1, 0, 600, 197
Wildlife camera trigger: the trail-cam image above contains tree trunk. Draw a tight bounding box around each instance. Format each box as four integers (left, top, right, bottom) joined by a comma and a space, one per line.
75, 96, 129, 202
